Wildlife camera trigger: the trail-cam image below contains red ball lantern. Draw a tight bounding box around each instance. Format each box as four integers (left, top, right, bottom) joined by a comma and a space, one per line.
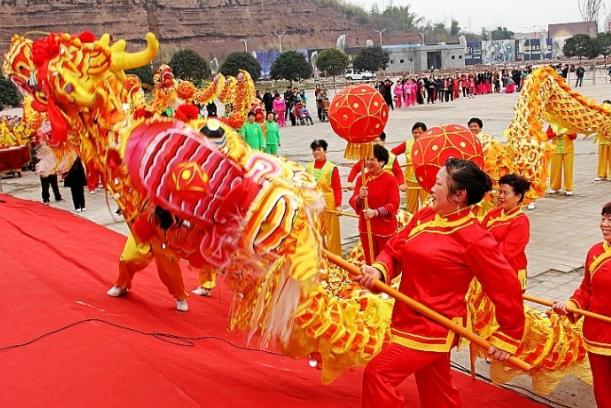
328, 84, 389, 159
411, 124, 484, 193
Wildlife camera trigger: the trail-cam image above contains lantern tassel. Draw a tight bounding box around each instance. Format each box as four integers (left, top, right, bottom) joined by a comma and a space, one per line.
344, 141, 375, 160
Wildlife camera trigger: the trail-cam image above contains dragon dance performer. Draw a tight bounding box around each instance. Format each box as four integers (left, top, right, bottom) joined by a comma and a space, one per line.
192, 267, 216, 297
390, 122, 428, 214
356, 158, 525, 408
240, 111, 265, 152
347, 132, 405, 191
595, 100, 611, 181
349, 145, 400, 265
264, 112, 281, 156
553, 201, 611, 408
306, 139, 343, 256
481, 174, 531, 290
547, 123, 577, 196
107, 207, 190, 311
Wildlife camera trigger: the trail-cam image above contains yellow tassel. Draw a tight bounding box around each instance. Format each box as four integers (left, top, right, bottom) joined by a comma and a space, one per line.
344, 142, 375, 160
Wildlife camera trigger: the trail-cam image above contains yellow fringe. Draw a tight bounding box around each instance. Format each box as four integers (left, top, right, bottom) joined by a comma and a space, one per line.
344, 142, 374, 160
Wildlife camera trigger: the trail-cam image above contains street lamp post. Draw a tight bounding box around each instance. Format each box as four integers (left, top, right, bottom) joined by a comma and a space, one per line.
240, 38, 248, 53
374, 29, 386, 46
274, 31, 286, 53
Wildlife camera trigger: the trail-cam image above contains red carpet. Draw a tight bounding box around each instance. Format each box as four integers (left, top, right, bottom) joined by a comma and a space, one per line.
0, 194, 544, 408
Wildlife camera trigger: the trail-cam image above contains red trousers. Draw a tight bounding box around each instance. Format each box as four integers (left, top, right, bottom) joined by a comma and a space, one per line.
362, 343, 460, 408
589, 351, 611, 408
360, 233, 392, 265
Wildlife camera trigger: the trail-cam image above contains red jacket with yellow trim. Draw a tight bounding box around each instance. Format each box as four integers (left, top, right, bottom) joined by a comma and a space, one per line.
349, 171, 399, 237
372, 207, 525, 353
569, 241, 611, 356
482, 207, 530, 276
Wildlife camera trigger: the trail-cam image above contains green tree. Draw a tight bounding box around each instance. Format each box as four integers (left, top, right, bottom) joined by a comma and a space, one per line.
270, 51, 313, 85
450, 19, 461, 36
126, 65, 154, 86
0, 74, 22, 108
379, 6, 423, 30
169, 49, 210, 81
564, 34, 598, 60
315, 48, 349, 90
220, 52, 261, 80
563, 37, 577, 58
597, 32, 611, 61
589, 37, 601, 59
316, 48, 349, 77
490, 26, 514, 40
353, 46, 389, 72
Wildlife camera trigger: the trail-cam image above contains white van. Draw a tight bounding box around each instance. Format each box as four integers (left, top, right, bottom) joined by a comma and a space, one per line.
345, 68, 375, 81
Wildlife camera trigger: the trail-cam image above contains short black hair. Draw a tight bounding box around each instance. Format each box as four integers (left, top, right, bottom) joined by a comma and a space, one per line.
378, 131, 387, 141
373, 144, 389, 166
310, 139, 328, 151
247, 111, 256, 117
603, 202, 611, 216
412, 122, 427, 132
154, 206, 174, 230
445, 158, 492, 205
499, 174, 531, 203
603, 100, 611, 104
468, 117, 483, 129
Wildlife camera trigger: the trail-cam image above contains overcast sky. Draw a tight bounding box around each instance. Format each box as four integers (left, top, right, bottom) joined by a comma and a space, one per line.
346, 0, 610, 33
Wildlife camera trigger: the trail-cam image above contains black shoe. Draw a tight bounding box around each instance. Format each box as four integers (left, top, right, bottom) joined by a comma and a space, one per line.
55, 197, 64, 202
43, 200, 50, 205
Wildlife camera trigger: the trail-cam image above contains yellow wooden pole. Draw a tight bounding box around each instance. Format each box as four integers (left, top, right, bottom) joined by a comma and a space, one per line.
323, 249, 532, 372
361, 160, 375, 265
524, 294, 611, 324
324, 209, 359, 219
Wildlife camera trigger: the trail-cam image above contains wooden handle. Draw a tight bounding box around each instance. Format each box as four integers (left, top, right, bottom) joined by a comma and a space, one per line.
323, 249, 532, 372
524, 294, 611, 324
324, 209, 359, 219
361, 165, 375, 265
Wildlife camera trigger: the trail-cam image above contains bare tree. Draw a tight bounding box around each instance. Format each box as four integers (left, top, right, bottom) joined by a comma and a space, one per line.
578, 0, 603, 35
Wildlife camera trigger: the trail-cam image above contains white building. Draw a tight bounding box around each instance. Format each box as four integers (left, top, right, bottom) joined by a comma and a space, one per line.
383, 44, 465, 74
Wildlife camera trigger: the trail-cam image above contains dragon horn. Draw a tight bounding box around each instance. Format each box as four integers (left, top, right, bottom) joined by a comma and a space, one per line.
110, 32, 159, 71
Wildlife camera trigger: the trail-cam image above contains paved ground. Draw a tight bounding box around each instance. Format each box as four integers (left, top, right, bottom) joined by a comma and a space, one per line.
1, 78, 609, 407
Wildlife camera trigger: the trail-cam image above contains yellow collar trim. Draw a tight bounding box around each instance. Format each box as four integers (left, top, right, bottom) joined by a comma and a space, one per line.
409, 209, 475, 238
486, 207, 524, 227
589, 241, 611, 278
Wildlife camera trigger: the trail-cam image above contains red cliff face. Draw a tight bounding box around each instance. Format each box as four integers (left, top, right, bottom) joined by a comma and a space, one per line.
0, 0, 419, 62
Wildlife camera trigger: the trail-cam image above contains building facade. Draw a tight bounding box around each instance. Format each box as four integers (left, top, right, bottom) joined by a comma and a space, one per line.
383, 44, 465, 74
548, 21, 597, 58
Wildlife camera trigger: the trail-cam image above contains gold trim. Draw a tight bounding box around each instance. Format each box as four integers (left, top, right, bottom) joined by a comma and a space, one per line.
372, 261, 389, 283
589, 243, 611, 278
390, 317, 464, 352
518, 269, 527, 290
407, 211, 475, 239
485, 208, 524, 228
584, 338, 611, 356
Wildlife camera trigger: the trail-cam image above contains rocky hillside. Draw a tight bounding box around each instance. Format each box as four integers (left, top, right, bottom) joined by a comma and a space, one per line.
0, 0, 418, 62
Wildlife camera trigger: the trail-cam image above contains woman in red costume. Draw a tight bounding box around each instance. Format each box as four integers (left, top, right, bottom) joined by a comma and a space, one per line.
349, 144, 400, 265
553, 201, 611, 408
356, 158, 525, 408
481, 174, 531, 289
